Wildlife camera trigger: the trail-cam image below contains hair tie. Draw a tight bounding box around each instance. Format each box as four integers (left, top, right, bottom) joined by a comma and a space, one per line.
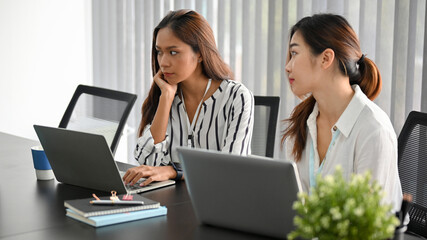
357, 54, 365, 65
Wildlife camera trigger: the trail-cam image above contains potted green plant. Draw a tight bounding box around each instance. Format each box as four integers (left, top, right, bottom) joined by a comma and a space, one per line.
288, 166, 399, 240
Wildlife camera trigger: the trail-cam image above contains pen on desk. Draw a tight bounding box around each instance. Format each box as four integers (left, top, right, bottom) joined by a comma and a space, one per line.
92, 193, 101, 201
90, 200, 144, 205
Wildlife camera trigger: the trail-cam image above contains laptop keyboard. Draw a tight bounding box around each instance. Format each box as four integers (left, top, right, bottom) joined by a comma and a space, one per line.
119, 171, 150, 191
126, 184, 144, 190
119, 171, 175, 194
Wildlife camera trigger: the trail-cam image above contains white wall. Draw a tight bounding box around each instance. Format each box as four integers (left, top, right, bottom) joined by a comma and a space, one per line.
0, 0, 92, 140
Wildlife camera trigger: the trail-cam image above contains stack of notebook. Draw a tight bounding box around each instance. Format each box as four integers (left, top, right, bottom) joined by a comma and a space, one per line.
64, 194, 167, 227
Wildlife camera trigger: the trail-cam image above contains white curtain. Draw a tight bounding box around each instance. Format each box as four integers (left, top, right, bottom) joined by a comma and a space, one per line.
92, 0, 426, 160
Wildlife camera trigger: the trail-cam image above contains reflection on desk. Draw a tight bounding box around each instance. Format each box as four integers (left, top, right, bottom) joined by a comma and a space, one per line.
0, 132, 422, 240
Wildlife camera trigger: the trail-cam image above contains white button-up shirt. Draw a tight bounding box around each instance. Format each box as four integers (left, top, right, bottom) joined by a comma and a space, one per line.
286, 85, 403, 212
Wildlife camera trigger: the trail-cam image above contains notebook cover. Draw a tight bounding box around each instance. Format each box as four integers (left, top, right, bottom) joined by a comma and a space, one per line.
66, 206, 167, 227
64, 194, 160, 217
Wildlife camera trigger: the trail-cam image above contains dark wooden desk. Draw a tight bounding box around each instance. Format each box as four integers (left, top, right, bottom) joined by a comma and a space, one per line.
0, 132, 422, 240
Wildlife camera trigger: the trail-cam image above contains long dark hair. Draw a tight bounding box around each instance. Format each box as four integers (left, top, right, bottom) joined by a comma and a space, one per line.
281, 14, 382, 162
138, 9, 233, 136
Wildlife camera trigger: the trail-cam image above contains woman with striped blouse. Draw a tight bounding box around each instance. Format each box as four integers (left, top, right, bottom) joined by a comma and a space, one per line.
123, 10, 254, 186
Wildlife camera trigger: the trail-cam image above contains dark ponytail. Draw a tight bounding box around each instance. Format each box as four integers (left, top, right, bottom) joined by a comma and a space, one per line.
281, 14, 382, 162
357, 57, 382, 100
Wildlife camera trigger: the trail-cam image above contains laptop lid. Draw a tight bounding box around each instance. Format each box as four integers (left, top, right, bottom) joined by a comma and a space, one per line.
33, 125, 174, 194
176, 147, 302, 239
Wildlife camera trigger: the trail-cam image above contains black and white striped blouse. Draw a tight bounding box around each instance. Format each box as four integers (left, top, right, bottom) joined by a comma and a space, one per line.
134, 79, 254, 167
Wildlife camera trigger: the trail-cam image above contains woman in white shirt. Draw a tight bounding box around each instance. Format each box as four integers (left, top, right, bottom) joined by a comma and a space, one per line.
123, 10, 254, 186
282, 14, 402, 212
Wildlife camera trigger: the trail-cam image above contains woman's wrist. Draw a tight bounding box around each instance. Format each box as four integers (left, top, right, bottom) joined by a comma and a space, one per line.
160, 91, 176, 103
173, 170, 183, 181
169, 163, 183, 181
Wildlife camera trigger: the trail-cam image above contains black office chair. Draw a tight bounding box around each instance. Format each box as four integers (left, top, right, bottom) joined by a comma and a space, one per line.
59, 84, 137, 155
251, 96, 280, 158
398, 111, 427, 237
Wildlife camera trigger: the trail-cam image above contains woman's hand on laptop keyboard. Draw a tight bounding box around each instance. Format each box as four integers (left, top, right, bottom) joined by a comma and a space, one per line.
122, 165, 177, 186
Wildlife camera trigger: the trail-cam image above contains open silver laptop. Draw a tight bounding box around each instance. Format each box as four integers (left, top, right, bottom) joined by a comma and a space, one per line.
34, 125, 175, 194
176, 147, 302, 239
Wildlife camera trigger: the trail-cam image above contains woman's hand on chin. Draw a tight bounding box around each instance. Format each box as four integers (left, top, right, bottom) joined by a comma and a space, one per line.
154, 71, 178, 100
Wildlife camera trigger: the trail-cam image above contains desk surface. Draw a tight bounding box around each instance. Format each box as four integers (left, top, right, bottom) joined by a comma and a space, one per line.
0, 132, 422, 240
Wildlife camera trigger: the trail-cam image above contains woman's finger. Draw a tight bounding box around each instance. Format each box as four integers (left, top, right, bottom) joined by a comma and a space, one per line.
123, 165, 148, 184
153, 71, 166, 87
140, 177, 154, 187
123, 170, 138, 184
122, 170, 130, 181
130, 172, 145, 185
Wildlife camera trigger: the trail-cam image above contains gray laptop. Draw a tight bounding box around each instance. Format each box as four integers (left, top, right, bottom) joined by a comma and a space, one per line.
33, 125, 175, 194
176, 147, 302, 239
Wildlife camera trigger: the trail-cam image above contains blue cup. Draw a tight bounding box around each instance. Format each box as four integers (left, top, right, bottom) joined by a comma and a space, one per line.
31, 146, 54, 180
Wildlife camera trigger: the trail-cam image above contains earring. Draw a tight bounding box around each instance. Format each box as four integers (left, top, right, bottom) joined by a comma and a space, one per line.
198, 59, 202, 63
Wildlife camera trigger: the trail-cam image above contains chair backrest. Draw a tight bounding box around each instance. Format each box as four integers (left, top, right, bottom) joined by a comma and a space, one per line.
398, 111, 427, 237
251, 96, 280, 158
59, 85, 137, 154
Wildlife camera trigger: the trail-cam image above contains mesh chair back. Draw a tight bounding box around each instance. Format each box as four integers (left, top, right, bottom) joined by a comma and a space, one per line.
398, 111, 427, 237
59, 85, 137, 154
251, 96, 280, 157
